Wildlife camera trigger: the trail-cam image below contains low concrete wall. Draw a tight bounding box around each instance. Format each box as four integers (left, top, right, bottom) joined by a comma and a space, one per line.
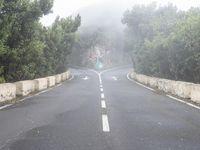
0, 70, 71, 104
15, 80, 35, 96
173, 81, 193, 99
66, 71, 70, 79
61, 72, 67, 81
131, 72, 200, 103
46, 76, 56, 87
191, 85, 200, 103
148, 77, 158, 88
0, 83, 16, 103
34, 78, 48, 91
55, 74, 62, 84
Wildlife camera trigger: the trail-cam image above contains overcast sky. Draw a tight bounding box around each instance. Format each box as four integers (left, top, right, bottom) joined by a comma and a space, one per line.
41, 0, 200, 26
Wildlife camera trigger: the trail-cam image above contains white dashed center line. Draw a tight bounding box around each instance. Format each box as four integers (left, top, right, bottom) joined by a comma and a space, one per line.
92, 70, 110, 133
101, 100, 106, 108
102, 114, 110, 132
101, 93, 105, 99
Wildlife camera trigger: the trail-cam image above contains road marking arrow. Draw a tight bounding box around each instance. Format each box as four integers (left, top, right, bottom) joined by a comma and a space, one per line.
82, 76, 89, 80
112, 76, 117, 81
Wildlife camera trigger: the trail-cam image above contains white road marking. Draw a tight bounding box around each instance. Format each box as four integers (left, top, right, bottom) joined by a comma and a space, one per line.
102, 114, 110, 132
0, 104, 12, 110
82, 76, 89, 80
99, 74, 102, 85
101, 93, 105, 99
127, 73, 155, 92
100, 85, 103, 88
186, 103, 200, 110
167, 95, 200, 110
100, 88, 104, 92
112, 76, 117, 81
101, 100, 106, 108
167, 95, 185, 103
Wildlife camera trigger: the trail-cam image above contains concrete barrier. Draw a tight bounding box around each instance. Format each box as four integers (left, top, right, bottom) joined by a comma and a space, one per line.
34, 78, 48, 91
66, 71, 71, 79
158, 79, 173, 93
131, 72, 136, 79
15, 80, 35, 96
46, 76, 56, 87
172, 81, 193, 99
0, 70, 70, 104
148, 77, 158, 88
0, 83, 16, 103
191, 85, 200, 103
131, 72, 199, 102
55, 74, 62, 84
61, 72, 67, 81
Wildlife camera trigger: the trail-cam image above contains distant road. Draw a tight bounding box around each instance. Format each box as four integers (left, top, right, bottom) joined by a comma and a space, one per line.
0, 67, 200, 150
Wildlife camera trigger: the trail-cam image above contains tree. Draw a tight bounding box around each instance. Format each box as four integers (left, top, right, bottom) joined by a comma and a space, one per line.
122, 3, 200, 83
0, 0, 81, 83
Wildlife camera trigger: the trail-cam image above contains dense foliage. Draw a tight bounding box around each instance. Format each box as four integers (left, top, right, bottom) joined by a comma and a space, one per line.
0, 0, 81, 83
122, 3, 200, 83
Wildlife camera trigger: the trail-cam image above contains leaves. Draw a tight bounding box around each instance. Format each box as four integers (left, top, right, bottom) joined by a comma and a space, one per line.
0, 0, 81, 83
122, 3, 200, 83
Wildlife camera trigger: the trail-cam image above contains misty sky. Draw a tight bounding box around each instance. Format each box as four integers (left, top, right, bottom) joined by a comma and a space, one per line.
41, 0, 200, 26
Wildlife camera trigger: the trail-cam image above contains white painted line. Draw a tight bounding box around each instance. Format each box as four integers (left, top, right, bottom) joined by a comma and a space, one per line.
102, 114, 110, 132
186, 103, 200, 110
127, 73, 155, 92
167, 95, 200, 110
19, 96, 33, 102
100, 85, 103, 88
89, 69, 99, 75
82, 76, 89, 80
0, 104, 12, 110
99, 74, 102, 85
112, 76, 117, 81
167, 95, 185, 103
101, 93, 105, 99
100, 88, 104, 92
101, 100, 106, 108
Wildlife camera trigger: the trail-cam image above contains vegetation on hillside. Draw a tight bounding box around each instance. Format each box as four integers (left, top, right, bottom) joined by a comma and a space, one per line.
0, 0, 81, 83
122, 3, 200, 83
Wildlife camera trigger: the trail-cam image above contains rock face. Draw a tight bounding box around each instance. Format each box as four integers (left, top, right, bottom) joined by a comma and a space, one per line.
131, 72, 200, 104
0, 83, 16, 103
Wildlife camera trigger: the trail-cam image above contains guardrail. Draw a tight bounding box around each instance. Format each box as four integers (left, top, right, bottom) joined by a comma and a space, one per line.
130, 72, 200, 104
0, 71, 71, 104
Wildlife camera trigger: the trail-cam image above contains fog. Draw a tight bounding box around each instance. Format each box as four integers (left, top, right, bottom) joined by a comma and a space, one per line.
41, 0, 200, 26
41, 0, 200, 71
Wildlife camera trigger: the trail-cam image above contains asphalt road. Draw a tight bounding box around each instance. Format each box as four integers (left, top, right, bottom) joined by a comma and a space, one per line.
0, 67, 200, 150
